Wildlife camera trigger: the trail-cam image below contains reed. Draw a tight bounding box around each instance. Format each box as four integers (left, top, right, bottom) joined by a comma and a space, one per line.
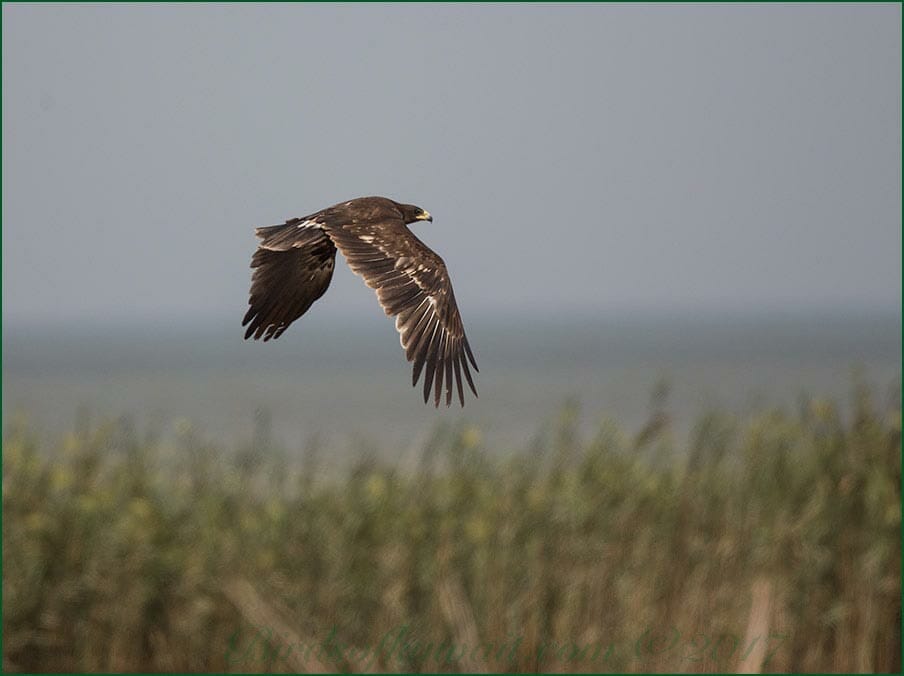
3, 380, 900, 672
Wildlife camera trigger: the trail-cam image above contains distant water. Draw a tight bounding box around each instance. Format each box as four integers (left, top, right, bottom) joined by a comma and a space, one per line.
3, 311, 900, 458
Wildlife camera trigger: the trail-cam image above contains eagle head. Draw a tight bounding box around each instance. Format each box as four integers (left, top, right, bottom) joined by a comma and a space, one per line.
397, 202, 433, 224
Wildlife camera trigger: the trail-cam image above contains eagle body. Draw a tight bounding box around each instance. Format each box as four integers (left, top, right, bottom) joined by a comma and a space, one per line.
243, 196, 478, 406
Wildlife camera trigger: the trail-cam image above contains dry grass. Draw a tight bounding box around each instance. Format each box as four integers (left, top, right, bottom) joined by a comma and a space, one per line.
3, 380, 901, 672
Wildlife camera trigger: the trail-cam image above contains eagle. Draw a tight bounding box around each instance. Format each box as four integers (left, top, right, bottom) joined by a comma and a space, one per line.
242, 196, 479, 407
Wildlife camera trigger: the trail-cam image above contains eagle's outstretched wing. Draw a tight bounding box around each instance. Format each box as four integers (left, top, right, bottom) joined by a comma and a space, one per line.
323, 220, 478, 407
242, 218, 336, 341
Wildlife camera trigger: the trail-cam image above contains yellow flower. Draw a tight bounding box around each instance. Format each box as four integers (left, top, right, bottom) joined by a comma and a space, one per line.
129, 497, 153, 521
62, 432, 82, 456
239, 512, 258, 532
77, 494, 98, 514
465, 515, 490, 543
25, 512, 53, 533
462, 425, 482, 449
366, 474, 387, 502
51, 466, 73, 492
809, 398, 834, 420
527, 485, 546, 509
265, 499, 284, 523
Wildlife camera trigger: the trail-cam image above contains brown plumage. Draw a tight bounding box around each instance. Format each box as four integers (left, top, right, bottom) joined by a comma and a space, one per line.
242, 196, 478, 406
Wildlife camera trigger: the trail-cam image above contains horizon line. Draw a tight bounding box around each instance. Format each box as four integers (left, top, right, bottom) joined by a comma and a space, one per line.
3, 303, 901, 335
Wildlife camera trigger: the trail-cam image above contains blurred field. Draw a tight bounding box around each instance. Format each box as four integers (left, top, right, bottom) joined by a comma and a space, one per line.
3, 379, 900, 673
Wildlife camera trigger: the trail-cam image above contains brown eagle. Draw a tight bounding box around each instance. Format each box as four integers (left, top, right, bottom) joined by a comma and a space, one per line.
243, 196, 478, 406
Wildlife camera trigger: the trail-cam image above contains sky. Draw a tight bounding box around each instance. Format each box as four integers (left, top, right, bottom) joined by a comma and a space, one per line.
3, 3, 901, 328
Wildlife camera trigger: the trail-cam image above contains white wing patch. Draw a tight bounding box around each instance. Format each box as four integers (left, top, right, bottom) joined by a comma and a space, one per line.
395, 296, 432, 345
359, 234, 376, 243
296, 219, 322, 230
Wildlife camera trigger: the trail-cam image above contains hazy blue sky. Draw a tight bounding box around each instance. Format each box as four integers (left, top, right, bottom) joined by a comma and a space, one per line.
3, 3, 901, 327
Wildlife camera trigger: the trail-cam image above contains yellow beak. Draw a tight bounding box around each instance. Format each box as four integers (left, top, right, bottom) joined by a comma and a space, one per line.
416, 210, 433, 222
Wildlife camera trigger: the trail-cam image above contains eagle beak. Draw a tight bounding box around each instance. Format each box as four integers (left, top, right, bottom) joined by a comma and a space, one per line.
417, 210, 433, 222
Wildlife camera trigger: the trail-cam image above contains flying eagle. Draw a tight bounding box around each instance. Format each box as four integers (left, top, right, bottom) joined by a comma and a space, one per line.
242, 196, 478, 407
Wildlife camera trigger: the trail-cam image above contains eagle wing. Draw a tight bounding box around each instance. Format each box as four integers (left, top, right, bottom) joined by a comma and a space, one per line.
242, 218, 337, 341
323, 220, 478, 407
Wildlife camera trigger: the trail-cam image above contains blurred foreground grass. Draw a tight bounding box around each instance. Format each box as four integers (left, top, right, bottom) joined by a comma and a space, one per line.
3, 382, 901, 673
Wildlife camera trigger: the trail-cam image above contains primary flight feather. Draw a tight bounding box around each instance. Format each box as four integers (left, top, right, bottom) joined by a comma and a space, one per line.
242, 196, 479, 407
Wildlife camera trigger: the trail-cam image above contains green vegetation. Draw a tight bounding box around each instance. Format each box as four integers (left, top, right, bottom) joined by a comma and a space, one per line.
3, 382, 901, 673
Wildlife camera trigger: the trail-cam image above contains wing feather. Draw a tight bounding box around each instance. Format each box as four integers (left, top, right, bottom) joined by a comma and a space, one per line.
444, 337, 455, 406
411, 315, 438, 386
242, 220, 336, 341
422, 321, 440, 403
433, 329, 447, 406
323, 218, 478, 406
399, 296, 431, 336
452, 350, 465, 406
460, 347, 477, 394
